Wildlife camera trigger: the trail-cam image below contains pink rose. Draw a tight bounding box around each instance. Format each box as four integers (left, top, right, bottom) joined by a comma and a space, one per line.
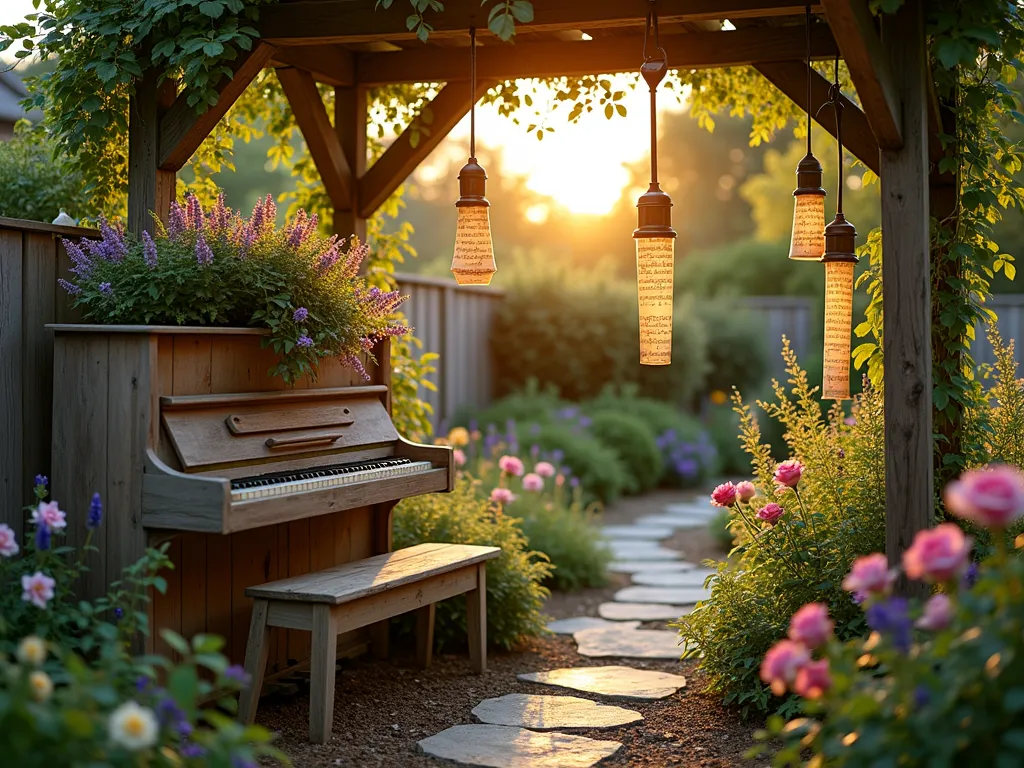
902, 524, 972, 583
31, 501, 66, 530
22, 571, 56, 609
498, 455, 524, 477
842, 553, 896, 596
774, 460, 805, 489
0, 524, 19, 557
756, 502, 785, 526
534, 461, 556, 478
788, 603, 833, 649
760, 639, 810, 695
522, 473, 544, 492
711, 482, 739, 508
735, 481, 757, 502
555, 474, 565, 487
944, 465, 1024, 529
453, 449, 466, 467
793, 659, 831, 699
490, 487, 515, 504
916, 593, 954, 631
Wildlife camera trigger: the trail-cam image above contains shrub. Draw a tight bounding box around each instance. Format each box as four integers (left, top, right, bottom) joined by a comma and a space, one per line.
458, 380, 565, 433
60, 193, 409, 383
531, 422, 629, 505
587, 412, 663, 495
708, 508, 735, 552
695, 299, 770, 396
393, 478, 551, 650
0, 122, 93, 223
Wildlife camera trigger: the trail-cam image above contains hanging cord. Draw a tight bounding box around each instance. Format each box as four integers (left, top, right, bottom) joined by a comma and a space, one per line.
469, 26, 476, 159
817, 54, 845, 214
805, 4, 812, 156
642, 1, 667, 185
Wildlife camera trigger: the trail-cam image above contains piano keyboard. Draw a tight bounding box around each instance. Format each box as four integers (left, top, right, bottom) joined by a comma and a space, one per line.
230, 457, 432, 501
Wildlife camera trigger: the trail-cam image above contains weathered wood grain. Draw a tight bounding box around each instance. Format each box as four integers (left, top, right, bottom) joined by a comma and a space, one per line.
0, 229, 23, 529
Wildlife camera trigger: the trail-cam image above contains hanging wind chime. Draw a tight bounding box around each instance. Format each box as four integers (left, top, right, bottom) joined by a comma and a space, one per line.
450, 26, 497, 285
819, 56, 858, 400
633, 0, 676, 365
788, 4, 826, 261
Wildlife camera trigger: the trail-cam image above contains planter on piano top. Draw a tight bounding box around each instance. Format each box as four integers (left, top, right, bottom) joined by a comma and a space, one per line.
48, 323, 454, 664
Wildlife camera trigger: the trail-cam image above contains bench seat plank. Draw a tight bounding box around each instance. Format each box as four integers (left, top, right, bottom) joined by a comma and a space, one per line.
244, 542, 500, 605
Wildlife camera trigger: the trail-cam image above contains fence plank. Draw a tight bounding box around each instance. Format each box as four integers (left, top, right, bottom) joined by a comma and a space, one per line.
0, 229, 24, 528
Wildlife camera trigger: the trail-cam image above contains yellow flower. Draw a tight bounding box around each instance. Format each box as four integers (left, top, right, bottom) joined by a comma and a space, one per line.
434, 437, 450, 446
709, 390, 728, 406
29, 670, 53, 702
447, 427, 470, 446
108, 701, 159, 751
17, 636, 47, 666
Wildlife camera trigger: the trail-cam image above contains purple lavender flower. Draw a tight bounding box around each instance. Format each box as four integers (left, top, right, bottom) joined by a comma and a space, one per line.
341, 353, 369, 381
530, 444, 540, 459
34, 475, 47, 489
58, 278, 81, 295
297, 335, 314, 348
866, 597, 912, 653
195, 235, 213, 267
913, 685, 930, 708
98, 219, 128, 261
185, 194, 203, 232
551, 449, 564, 463
570, 477, 580, 488
180, 741, 206, 759
99, 282, 113, 296
469, 419, 479, 434
142, 230, 158, 268
87, 492, 103, 530
962, 562, 979, 590
114, 607, 124, 620
225, 664, 252, 687
168, 201, 187, 240
63, 238, 94, 277
35, 522, 50, 551
293, 307, 309, 323
340, 241, 369, 278
136, 676, 150, 692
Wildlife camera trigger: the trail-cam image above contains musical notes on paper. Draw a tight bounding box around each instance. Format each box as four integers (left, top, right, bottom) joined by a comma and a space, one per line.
790, 195, 825, 259
637, 238, 674, 365
822, 261, 855, 400
451, 205, 496, 285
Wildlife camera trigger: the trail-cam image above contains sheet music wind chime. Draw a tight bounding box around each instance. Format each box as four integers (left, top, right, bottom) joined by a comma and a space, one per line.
450, 27, 497, 285
633, 1, 676, 365
819, 56, 858, 400
788, 4, 826, 261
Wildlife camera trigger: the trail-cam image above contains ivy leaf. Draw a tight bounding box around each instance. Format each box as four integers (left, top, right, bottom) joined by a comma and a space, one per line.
199, 1, 226, 18
202, 41, 224, 57
489, 12, 516, 41
510, 1, 533, 23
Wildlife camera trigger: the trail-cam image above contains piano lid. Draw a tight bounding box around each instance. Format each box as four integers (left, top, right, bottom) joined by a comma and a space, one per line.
161, 387, 399, 473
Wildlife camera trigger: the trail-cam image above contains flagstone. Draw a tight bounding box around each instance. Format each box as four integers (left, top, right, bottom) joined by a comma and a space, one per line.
629, 569, 717, 587
518, 665, 686, 700
606, 541, 681, 560
599, 524, 673, 540
614, 586, 711, 605
547, 616, 616, 635
664, 502, 718, 518
417, 725, 621, 768
634, 515, 707, 530
607, 560, 695, 574
598, 602, 693, 621
471, 693, 642, 731
573, 623, 688, 659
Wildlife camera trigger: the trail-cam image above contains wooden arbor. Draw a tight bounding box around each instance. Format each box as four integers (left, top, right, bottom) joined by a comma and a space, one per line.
127, 0, 935, 575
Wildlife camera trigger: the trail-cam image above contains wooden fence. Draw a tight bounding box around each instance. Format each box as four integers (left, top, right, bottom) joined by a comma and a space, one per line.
973, 294, 1024, 370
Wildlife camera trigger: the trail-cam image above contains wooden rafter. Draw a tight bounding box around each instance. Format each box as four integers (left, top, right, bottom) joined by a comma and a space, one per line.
260, 0, 821, 45
359, 79, 496, 218
277, 67, 354, 208
159, 43, 275, 171
355, 25, 838, 85
755, 60, 880, 174
272, 45, 355, 87
821, 0, 901, 149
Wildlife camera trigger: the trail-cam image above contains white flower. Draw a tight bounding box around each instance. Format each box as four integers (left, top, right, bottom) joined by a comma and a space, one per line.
21, 571, 56, 609
17, 636, 47, 666
29, 671, 53, 702
108, 701, 159, 751
0, 523, 19, 557
31, 501, 66, 530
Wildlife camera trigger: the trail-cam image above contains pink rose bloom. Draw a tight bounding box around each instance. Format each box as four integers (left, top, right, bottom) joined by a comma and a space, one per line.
22, 571, 56, 609
844, 416, 857, 426
916, 593, 954, 631
498, 455, 525, 477
522, 473, 544, 492
793, 659, 831, 699
842, 553, 896, 596
944, 465, 1024, 529
774, 460, 804, 489
760, 639, 810, 695
534, 461, 556, 478
555, 475, 565, 487
710, 482, 739, 508
902, 524, 972, 583
756, 502, 785, 526
735, 481, 757, 502
0, 524, 19, 557
788, 603, 833, 649
490, 487, 515, 504
31, 501, 66, 530
453, 449, 466, 467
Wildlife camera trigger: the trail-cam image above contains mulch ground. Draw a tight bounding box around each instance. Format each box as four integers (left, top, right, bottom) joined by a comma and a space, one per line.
257, 490, 761, 767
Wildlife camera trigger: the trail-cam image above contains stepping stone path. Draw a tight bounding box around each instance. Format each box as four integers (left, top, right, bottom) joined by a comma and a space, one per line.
417, 494, 712, 766
472, 693, 643, 731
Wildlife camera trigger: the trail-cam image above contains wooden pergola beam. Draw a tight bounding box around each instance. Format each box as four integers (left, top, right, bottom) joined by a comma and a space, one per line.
277, 67, 354, 209
355, 25, 838, 85
159, 43, 276, 171
755, 59, 880, 174
272, 45, 355, 87
359, 79, 496, 219
261, 0, 821, 45
821, 0, 901, 149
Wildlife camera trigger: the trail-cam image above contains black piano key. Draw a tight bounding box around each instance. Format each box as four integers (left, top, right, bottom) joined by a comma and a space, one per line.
230, 457, 415, 490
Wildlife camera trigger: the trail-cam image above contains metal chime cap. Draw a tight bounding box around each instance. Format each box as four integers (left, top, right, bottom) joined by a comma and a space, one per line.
821, 212, 858, 263
794, 152, 826, 197
633, 183, 677, 239
456, 158, 489, 207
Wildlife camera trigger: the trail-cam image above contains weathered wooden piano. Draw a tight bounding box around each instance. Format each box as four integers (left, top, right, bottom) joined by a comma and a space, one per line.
49, 324, 453, 669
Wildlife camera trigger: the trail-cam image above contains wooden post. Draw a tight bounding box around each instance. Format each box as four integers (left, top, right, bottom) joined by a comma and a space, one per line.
333, 85, 367, 243
128, 71, 175, 235
880, 0, 931, 594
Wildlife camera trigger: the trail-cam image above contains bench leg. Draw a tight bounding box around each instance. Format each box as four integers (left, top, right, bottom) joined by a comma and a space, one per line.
415, 603, 436, 669
310, 605, 339, 744
466, 564, 487, 674
238, 599, 271, 725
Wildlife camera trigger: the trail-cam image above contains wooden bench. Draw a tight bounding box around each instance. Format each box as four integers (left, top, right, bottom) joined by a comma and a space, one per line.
237, 542, 500, 743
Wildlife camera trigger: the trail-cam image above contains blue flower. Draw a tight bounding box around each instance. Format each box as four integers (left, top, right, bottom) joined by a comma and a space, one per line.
550, 449, 564, 463
962, 562, 979, 590
180, 741, 207, 759
195, 235, 214, 266
866, 597, 912, 653
297, 335, 314, 348
157, 695, 187, 729
468, 419, 478, 434
142, 230, 158, 268
530, 444, 540, 459
232, 756, 257, 768
98, 282, 113, 296
570, 477, 580, 488
293, 306, 309, 322
578, 416, 592, 428
34, 523, 50, 551
114, 607, 124, 620
225, 664, 252, 687
34, 474, 48, 488
914, 685, 930, 708
87, 492, 103, 530
135, 676, 150, 692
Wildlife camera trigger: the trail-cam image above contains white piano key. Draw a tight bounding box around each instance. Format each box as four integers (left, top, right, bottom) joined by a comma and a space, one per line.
230, 460, 433, 502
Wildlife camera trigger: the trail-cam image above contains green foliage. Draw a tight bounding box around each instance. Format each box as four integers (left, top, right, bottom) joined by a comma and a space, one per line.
0, 121, 93, 223
463, 380, 566, 431
392, 478, 551, 650
587, 411, 663, 496
531, 422, 629, 506
676, 340, 885, 716
695, 299, 771, 396
707, 508, 735, 553
517, 499, 610, 591
968, 324, 1024, 470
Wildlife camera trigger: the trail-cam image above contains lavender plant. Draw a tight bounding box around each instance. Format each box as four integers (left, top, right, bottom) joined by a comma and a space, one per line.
59, 194, 410, 383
